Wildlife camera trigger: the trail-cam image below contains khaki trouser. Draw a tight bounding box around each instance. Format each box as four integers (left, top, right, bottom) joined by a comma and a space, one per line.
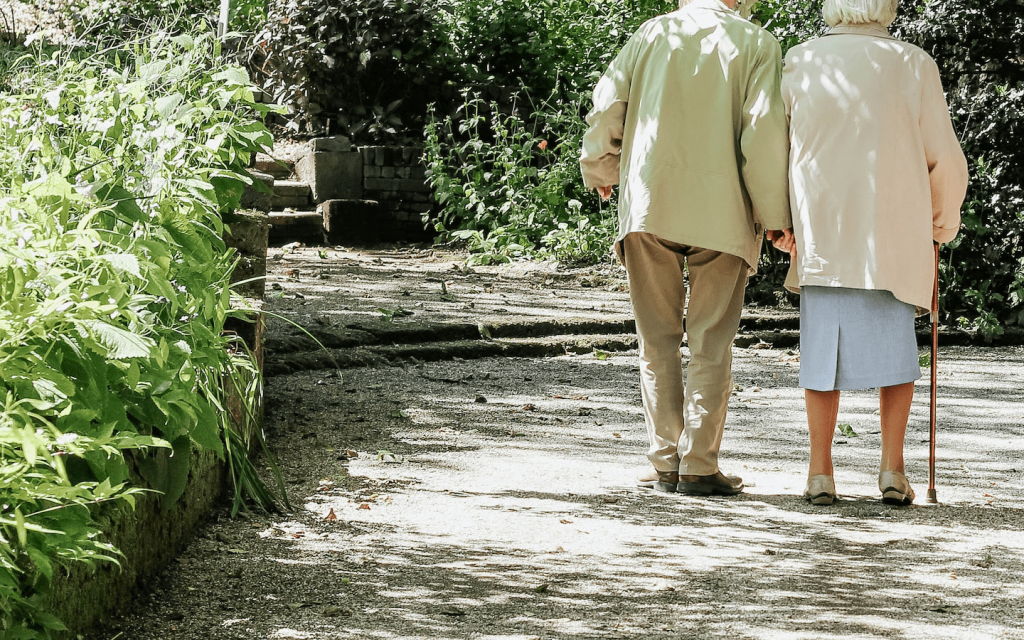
620, 232, 748, 476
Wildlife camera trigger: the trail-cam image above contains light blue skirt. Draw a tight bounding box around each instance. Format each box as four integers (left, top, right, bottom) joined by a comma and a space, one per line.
799, 286, 921, 392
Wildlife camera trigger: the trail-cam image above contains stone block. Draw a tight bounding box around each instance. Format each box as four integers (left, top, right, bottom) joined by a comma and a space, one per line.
224, 210, 269, 299
374, 147, 386, 166
253, 157, 293, 180
396, 166, 411, 179
360, 147, 375, 165
268, 211, 327, 245
319, 199, 386, 244
224, 300, 265, 374
239, 170, 275, 213
309, 135, 351, 153
230, 254, 268, 299
364, 165, 381, 179
295, 151, 363, 202
272, 180, 311, 198
270, 195, 310, 209
381, 166, 396, 179
224, 209, 269, 254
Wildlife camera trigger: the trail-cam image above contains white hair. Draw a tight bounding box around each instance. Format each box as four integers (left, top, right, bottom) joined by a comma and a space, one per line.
822, 0, 899, 27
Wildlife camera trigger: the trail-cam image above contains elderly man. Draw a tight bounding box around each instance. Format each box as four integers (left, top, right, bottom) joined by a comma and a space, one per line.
581, 0, 793, 495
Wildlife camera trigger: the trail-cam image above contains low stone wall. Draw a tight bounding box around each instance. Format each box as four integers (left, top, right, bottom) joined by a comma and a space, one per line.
294, 137, 436, 244
359, 145, 434, 240
47, 210, 269, 636
49, 449, 226, 637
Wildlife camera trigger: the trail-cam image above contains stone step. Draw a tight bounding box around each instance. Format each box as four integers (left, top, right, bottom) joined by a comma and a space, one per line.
268, 210, 325, 246
254, 157, 294, 180
271, 195, 311, 209
272, 180, 312, 197
271, 180, 311, 209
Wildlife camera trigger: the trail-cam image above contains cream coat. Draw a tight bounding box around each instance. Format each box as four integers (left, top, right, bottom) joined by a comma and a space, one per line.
781, 23, 968, 313
580, 0, 791, 273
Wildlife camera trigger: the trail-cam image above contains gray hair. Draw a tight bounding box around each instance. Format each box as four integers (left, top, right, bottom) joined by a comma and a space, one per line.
822, 0, 899, 27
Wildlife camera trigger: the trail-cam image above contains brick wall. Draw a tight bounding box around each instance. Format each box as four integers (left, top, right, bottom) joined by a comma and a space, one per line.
358, 146, 435, 240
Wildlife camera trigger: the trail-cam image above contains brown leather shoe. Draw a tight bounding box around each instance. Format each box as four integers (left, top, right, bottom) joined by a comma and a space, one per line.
636, 467, 679, 493
676, 471, 743, 496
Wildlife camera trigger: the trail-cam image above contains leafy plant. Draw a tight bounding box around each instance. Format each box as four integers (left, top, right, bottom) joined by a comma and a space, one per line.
252, 0, 444, 140
0, 26, 284, 635
425, 91, 614, 265
24, 0, 268, 39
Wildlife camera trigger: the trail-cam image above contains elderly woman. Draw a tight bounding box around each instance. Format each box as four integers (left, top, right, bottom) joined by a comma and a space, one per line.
774, 0, 968, 505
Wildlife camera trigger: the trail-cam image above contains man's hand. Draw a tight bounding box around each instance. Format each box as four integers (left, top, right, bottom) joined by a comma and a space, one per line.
596, 185, 613, 200
766, 228, 797, 259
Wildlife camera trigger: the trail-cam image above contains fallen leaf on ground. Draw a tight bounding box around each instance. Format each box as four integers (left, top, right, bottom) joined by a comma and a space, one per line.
534, 584, 549, 593
559, 519, 573, 524
358, 504, 371, 510
612, 432, 621, 438
324, 509, 337, 521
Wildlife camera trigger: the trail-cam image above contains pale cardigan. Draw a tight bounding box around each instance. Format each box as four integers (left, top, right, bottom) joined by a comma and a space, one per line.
781, 23, 968, 313
580, 0, 791, 273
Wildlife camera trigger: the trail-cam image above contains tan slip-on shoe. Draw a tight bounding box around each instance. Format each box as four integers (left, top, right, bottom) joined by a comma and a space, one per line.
803, 475, 837, 505
879, 470, 915, 506
636, 467, 679, 493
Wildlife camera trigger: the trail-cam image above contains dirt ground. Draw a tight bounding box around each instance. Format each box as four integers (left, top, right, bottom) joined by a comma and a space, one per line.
86, 246, 1024, 640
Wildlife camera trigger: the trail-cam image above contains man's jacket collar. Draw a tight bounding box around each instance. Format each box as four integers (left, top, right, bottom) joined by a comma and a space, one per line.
826, 22, 895, 40
686, 0, 738, 14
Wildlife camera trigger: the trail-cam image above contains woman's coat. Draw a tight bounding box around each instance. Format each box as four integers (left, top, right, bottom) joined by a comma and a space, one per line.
782, 23, 969, 313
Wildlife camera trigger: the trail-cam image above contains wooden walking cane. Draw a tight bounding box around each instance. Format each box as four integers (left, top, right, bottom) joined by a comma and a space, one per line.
927, 243, 940, 504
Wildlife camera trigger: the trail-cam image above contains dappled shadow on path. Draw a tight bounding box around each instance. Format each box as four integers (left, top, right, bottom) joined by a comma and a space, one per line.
90, 346, 1024, 640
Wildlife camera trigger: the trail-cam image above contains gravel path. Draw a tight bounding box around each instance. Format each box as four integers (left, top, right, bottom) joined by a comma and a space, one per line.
86, 247, 1024, 640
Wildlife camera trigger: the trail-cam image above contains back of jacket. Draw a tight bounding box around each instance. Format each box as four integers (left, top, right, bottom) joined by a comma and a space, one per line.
580, 0, 790, 271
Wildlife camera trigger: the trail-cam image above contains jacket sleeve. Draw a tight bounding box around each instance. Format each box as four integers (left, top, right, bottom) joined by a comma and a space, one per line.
739, 35, 791, 232
579, 33, 641, 189
920, 57, 968, 244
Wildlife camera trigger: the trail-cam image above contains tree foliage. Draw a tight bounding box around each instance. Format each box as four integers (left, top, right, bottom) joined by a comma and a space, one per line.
895, 0, 1024, 336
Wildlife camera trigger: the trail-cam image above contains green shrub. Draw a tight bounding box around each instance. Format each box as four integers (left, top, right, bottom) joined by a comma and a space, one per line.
895, 0, 1024, 338
253, 0, 446, 141
423, 0, 674, 264
0, 28, 281, 636
425, 92, 614, 265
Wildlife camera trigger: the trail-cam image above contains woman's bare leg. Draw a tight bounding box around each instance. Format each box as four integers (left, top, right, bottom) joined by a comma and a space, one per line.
806, 389, 841, 477
879, 382, 915, 473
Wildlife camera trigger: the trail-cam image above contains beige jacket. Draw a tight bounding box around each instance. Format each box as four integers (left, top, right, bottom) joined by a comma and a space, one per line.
782, 23, 968, 313
580, 0, 791, 273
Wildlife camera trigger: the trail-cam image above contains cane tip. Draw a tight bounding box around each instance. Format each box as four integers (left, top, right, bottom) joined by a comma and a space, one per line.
926, 488, 938, 504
